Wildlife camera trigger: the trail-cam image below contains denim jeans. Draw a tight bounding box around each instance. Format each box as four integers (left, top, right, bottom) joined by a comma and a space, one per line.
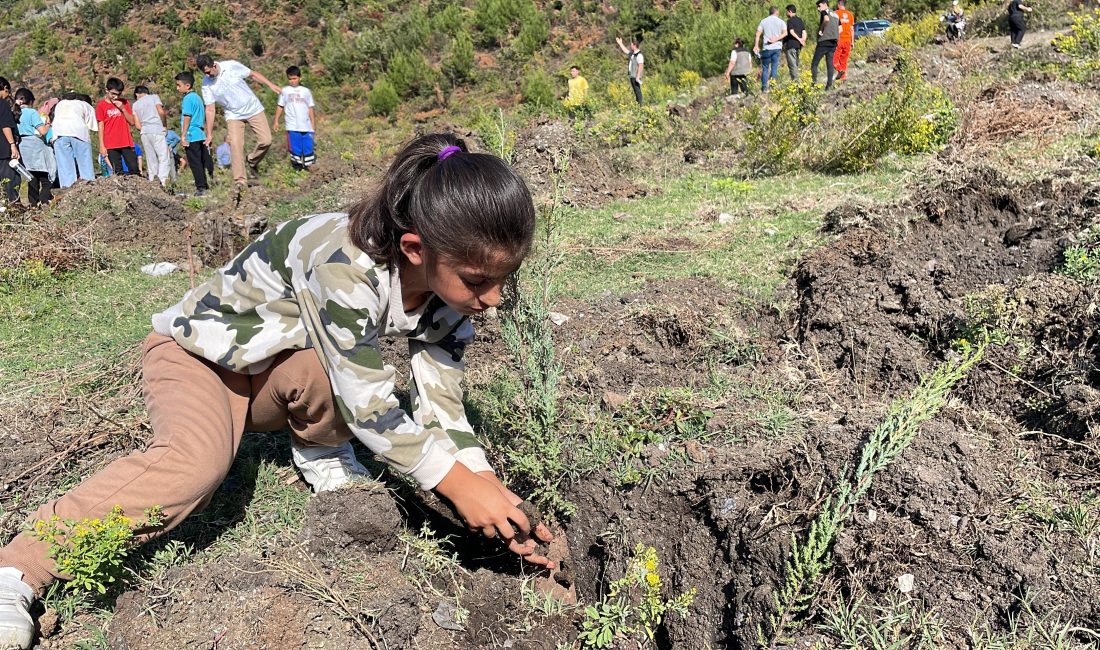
760, 49, 781, 91
54, 136, 95, 188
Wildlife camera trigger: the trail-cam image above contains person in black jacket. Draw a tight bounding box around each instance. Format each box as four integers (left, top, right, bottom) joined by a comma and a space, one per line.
1007, 0, 1033, 48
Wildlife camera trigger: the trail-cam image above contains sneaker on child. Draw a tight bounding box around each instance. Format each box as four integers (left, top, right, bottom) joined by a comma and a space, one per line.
0, 567, 35, 650
291, 441, 370, 492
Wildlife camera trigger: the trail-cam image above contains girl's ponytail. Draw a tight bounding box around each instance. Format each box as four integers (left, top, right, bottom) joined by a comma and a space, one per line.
348, 133, 535, 268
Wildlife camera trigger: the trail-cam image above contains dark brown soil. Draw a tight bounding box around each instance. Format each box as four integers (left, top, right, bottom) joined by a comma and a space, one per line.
510, 120, 647, 208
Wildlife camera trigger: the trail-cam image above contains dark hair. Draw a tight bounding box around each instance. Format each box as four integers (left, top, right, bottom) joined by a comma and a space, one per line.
14, 88, 34, 105
734, 38, 744, 48
196, 54, 215, 70
769, 5, 779, 13
286, 65, 301, 77
0, 78, 17, 121
570, 65, 580, 71
175, 71, 195, 87
634, 34, 643, 45
135, 85, 150, 95
106, 77, 125, 92
786, 3, 797, 11
347, 133, 536, 269
77, 93, 94, 105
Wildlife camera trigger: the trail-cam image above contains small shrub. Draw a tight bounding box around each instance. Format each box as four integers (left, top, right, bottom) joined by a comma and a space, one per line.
387, 49, 426, 98
1061, 240, 1100, 282
155, 7, 182, 31
100, 0, 130, 27
883, 13, 942, 48
190, 5, 232, 38
513, 8, 550, 57
443, 32, 475, 85
579, 545, 697, 648
242, 20, 265, 56
109, 25, 139, 48
369, 76, 400, 117
814, 52, 954, 173
587, 104, 670, 147
606, 80, 635, 108
8, 45, 32, 77
1052, 9, 1100, 80
319, 30, 367, 84
31, 505, 163, 594
676, 69, 703, 91
521, 67, 556, 108
741, 77, 822, 176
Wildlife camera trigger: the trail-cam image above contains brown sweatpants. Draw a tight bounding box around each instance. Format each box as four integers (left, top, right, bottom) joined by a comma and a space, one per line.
0, 333, 352, 593
226, 111, 272, 186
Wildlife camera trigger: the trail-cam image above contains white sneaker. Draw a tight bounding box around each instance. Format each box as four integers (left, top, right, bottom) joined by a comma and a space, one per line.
291, 441, 370, 492
0, 568, 34, 650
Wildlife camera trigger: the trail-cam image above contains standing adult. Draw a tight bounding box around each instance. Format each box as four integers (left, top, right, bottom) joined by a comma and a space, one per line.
833, 0, 855, 80
0, 78, 21, 210
784, 4, 808, 80
1007, 0, 1032, 48
50, 93, 97, 188
196, 54, 280, 190
95, 77, 139, 176
14, 89, 55, 206
754, 7, 788, 92
615, 36, 645, 104
724, 39, 753, 95
132, 86, 171, 187
812, 0, 840, 90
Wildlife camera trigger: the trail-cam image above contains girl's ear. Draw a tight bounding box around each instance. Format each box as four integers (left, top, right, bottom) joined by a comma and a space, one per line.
398, 232, 426, 267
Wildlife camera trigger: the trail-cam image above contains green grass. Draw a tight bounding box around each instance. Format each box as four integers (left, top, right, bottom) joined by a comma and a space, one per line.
556, 165, 918, 301
0, 262, 190, 387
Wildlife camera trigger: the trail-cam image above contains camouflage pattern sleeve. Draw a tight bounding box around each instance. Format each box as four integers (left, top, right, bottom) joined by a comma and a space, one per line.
409, 321, 495, 475
297, 261, 459, 490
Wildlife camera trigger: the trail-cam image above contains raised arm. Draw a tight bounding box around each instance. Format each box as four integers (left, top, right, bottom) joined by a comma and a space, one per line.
614, 36, 630, 54
249, 70, 282, 94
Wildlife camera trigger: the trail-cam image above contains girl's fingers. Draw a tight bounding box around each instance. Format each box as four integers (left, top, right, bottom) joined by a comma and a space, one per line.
507, 507, 532, 536
533, 523, 554, 543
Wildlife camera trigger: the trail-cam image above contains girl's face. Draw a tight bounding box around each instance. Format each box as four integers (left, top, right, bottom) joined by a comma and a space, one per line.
399, 233, 518, 316
425, 255, 516, 316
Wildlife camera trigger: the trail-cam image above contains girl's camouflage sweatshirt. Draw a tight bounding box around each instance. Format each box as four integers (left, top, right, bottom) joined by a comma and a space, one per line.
152, 212, 492, 490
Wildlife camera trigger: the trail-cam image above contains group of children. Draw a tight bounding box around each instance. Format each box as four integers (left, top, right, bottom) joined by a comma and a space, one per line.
727, 1, 856, 95
0, 58, 318, 210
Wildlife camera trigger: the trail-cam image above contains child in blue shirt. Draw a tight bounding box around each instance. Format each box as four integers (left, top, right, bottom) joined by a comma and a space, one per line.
175, 71, 211, 195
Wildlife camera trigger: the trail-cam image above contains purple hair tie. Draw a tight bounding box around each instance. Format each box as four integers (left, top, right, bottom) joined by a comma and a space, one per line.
438, 145, 462, 161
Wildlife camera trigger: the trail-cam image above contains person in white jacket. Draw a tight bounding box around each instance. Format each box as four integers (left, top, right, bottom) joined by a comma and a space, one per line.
50, 92, 98, 188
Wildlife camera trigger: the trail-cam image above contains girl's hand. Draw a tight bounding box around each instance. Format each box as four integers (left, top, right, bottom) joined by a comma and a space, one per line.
434, 464, 556, 568
476, 470, 555, 551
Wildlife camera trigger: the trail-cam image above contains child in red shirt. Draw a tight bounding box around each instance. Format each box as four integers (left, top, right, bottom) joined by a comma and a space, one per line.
95, 77, 138, 175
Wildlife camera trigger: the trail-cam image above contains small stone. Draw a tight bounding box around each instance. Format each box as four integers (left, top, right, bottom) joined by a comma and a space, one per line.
432, 601, 465, 632
898, 573, 915, 594
952, 590, 974, 601
685, 440, 707, 463
140, 262, 180, 276
548, 312, 570, 326
718, 212, 734, 225
719, 497, 737, 517
866, 509, 878, 523
601, 390, 629, 413
764, 227, 778, 237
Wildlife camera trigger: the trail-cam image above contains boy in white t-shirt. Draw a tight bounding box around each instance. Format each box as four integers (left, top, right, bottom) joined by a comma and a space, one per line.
271, 66, 316, 171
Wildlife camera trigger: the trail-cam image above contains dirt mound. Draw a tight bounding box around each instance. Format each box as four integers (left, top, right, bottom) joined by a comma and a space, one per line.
50, 174, 189, 251
511, 120, 647, 208
796, 166, 1099, 388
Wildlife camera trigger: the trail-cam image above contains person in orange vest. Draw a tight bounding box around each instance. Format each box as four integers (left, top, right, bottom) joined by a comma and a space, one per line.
834, 0, 855, 80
